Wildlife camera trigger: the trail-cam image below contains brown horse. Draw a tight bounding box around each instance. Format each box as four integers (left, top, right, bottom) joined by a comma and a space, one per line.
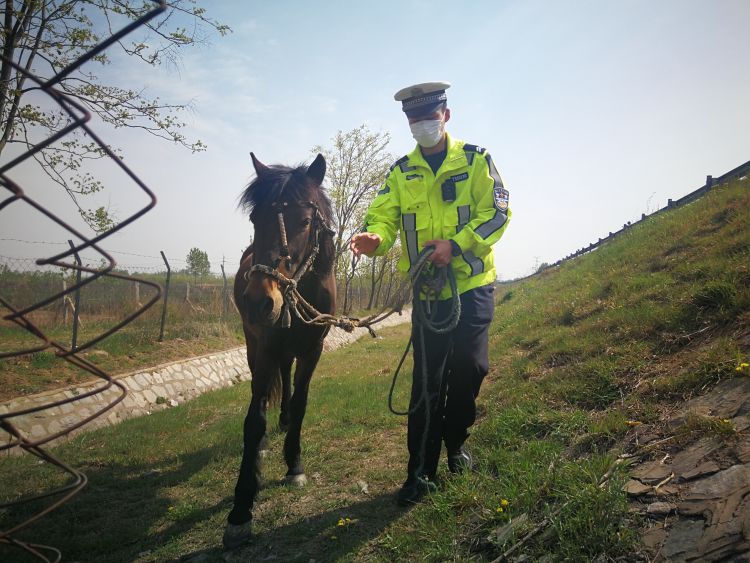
224, 153, 336, 549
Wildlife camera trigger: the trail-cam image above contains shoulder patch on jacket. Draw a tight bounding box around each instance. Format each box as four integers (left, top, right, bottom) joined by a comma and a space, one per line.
389, 155, 409, 172
464, 143, 486, 165
485, 153, 509, 212
463, 143, 486, 154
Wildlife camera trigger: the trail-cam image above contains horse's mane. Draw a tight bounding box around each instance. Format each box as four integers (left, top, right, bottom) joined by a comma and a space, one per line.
239, 162, 336, 276
239, 163, 333, 225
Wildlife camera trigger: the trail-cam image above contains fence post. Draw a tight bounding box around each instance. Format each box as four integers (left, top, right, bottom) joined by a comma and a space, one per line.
706, 175, 713, 189
61, 274, 68, 325
220, 262, 228, 321
159, 251, 171, 342
67, 240, 82, 352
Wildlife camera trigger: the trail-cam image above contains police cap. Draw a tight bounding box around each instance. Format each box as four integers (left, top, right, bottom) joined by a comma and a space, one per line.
394, 81, 451, 118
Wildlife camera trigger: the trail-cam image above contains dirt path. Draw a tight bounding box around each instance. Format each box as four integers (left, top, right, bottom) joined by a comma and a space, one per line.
623, 377, 750, 561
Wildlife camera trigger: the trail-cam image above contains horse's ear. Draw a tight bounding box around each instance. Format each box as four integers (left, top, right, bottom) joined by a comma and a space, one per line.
250, 152, 269, 177
306, 153, 326, 186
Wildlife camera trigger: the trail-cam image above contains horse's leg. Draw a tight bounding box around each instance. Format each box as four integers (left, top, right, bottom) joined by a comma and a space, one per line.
283, 344, 322, 487
224, 352, 277, 549
278, 357, 293, 432
244, 329, 272, 457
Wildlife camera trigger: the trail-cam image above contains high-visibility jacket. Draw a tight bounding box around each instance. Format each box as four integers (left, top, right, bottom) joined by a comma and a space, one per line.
364, 133, 511, 299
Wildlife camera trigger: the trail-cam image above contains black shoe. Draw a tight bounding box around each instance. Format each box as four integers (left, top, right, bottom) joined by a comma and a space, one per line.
396, 476, 438, 506
447, 447, 473, 474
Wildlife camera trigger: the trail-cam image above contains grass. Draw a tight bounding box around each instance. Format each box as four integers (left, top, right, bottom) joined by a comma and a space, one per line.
0, 177, 748, 561
0, 314, 245, 401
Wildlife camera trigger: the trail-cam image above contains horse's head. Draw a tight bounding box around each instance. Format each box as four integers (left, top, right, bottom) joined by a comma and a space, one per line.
238, 153, 334, 326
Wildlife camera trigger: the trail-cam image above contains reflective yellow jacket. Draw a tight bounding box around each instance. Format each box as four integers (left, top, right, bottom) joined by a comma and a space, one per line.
363, 133, 511, 298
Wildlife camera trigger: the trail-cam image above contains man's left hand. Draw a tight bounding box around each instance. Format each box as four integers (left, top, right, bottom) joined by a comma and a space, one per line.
422, 239, 453, 266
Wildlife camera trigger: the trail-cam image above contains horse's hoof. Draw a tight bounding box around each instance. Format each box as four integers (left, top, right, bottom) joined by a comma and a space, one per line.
223, 521, 252, 550
284, 473, 307, 487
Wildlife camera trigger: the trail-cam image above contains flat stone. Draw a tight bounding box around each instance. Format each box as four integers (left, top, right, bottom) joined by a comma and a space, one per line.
134, 373, 149, 387
142, 389, 157, 404
124, 378, 141, 392
647, 502, 677, 517
649, 484, 679, 497
672, 438, 723, 475
685, 377, 750, 419
624, 479, 652, 496
683, 465, 750, 501
680, 461, 721, 482
641, 526, 667, 550
737, 441, 750, 464
732, 415, 750, 432
661, 519, 705, 559
631, 461, 673, 484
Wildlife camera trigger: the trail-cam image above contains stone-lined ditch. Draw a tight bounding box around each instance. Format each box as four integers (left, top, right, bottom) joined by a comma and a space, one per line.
0, 311, 410, 454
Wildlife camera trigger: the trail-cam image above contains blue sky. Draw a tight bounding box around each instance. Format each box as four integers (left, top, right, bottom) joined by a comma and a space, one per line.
3, 0, 749, 279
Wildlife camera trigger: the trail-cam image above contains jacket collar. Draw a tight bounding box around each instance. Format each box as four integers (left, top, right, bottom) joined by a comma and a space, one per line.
406, 132, 467, 176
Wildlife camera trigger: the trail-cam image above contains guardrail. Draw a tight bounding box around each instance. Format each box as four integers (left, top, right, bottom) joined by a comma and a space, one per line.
502, 158, 750, 284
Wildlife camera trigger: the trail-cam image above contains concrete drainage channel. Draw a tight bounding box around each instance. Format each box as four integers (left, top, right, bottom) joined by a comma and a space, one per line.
0, 311, 410, 454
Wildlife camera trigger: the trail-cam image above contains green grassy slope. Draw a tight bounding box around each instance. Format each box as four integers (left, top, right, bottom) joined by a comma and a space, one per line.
1, 178, 747, 562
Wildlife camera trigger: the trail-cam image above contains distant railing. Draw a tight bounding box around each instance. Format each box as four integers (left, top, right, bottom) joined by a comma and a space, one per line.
502, 158, 750, 284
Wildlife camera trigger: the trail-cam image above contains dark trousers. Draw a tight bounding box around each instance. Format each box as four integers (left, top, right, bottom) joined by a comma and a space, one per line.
407, 284, 494, 480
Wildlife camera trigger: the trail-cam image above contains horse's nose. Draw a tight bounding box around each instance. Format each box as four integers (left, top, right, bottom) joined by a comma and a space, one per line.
259, 297, 276, 320
244, 292, 282, 326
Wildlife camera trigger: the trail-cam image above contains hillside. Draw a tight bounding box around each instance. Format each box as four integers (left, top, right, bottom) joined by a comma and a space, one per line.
0, 177, 748, 562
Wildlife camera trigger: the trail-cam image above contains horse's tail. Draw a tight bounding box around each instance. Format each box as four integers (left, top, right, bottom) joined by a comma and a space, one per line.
267, 360, 290, 407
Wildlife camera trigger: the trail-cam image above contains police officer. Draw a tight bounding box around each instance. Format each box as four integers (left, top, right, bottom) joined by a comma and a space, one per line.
350, 81, 511, 504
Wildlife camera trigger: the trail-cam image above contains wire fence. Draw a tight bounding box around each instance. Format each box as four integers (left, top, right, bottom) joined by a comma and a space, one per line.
0, 2, 170, 561
1, 251, 239, 350
0, 247, 401, 351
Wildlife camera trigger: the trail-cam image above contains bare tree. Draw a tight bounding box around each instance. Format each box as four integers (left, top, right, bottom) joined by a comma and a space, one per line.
312, 124, 394, 271
0, 0, 229, 231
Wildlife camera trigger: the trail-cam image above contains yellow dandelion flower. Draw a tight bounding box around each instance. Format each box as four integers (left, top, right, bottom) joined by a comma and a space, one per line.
501, 499, 509, 507
496, 507, 504, 513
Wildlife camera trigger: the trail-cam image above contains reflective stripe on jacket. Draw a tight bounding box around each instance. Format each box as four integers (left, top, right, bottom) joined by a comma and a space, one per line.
364, 133, 511, 299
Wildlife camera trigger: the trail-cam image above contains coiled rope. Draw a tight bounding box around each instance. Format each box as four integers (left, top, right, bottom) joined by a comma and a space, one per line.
386, 246, 462, 486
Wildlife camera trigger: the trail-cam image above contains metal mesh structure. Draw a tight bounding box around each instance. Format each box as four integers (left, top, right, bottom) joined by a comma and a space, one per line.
0, 2, 167, 560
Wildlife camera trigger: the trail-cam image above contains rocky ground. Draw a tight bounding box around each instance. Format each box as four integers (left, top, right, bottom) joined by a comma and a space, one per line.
623, 377, 750, 562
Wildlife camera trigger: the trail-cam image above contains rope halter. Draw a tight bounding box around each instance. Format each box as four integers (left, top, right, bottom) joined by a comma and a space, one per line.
245, 200, 334, 328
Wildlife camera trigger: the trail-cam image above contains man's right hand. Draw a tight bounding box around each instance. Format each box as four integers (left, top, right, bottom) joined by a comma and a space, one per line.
350, 232, 382, 257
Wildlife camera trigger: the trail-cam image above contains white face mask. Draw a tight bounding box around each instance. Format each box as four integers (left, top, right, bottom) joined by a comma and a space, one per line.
409, 119, 444, 148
